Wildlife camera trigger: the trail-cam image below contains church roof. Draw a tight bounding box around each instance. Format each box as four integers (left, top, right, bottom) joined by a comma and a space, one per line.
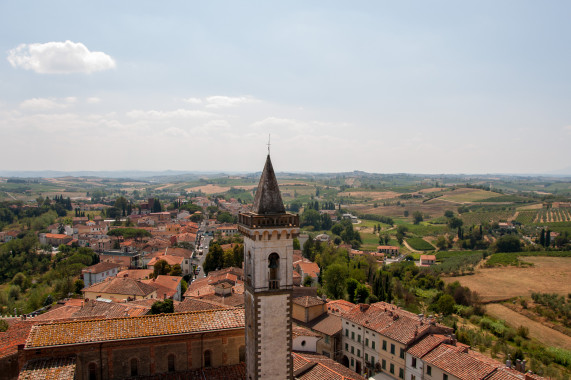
252, 155, 286, 215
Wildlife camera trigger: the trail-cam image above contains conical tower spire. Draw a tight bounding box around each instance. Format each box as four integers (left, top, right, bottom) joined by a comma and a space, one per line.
252, 154, 286, 215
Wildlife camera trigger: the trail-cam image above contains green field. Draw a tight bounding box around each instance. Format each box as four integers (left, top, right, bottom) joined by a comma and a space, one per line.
460, 211, 515, 225
439, 188, 503, 203
485, 251, 571, 267
406, 237, 435, 251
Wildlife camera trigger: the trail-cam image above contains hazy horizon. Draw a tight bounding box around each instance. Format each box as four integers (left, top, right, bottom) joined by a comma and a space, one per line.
1, 1, 570, 174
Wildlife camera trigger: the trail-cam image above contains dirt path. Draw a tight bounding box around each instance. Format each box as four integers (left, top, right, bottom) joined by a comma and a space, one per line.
403, 240, 422, 253
486, 304, 571, 350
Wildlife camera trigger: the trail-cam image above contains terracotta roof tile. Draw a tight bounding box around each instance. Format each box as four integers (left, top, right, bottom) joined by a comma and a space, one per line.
310, 314, 342, 336
422, 344, 498, 380
407, 334, 449, 358
0, 320, 37, 359
132, 363, 245, 380
293, 352, 366, 380
18, 357, 76, 380
175, 298, 234, 313
341, 302, 451, 345
487, 367, 545, 380
25, 308, 245, 348
292, 325, 321, 339
293, 296, 325, 307
82, 277, 156, 297
82, 262, 121, 274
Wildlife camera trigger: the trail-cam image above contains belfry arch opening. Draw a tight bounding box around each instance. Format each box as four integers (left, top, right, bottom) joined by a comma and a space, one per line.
268, 252, 279, 289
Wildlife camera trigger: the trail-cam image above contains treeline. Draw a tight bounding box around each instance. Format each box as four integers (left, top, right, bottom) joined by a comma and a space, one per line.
0, 246, 98, 315
202, 243, 244, 274
355, 213, 394, 226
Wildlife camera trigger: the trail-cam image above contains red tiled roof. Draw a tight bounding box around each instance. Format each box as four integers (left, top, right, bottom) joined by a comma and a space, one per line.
487, 367, 545, 380
18, 356, 76, 380
25, 308, 245, 348
327, 299, 355, 314
407, 334, 449, 358
82, 277, 157, 297
422, 344, 498, 380
147, 255, 184, 267
311, 314, 342, 336
117, 269, 154, 280
341, 302, 451, 345
0, 320, 36, 359
132, 363, 246, 380
81, 262, 121, 274
175, 298, 234, 313
293, 296, 325, 308
292, 325, 321, 339
293, 352, 366, 380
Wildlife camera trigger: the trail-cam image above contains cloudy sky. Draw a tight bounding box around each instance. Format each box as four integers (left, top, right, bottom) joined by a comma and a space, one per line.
1, 1, 570, 174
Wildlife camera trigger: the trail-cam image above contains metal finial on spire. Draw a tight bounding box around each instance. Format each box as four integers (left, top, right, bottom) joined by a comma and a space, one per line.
267, 134, 271, 155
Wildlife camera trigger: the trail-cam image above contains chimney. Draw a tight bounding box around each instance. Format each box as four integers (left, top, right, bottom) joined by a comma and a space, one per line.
359, 304, 370, 312
505, 354, 512, 369
521, 360, 526, 373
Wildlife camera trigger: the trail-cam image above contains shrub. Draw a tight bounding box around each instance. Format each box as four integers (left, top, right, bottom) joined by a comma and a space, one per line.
517, 325, 530, 339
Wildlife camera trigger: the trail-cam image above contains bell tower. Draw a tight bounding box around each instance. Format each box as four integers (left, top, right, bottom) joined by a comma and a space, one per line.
238, 154, 299, 380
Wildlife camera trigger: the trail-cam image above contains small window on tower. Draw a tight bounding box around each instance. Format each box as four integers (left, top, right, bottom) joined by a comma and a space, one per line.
268, 252, 279, 289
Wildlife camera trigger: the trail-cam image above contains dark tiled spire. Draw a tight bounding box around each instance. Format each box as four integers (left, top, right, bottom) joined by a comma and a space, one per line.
252, 155, 286, 215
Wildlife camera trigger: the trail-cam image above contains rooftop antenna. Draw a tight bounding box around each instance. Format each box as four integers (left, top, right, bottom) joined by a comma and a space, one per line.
267, 134, 271, 155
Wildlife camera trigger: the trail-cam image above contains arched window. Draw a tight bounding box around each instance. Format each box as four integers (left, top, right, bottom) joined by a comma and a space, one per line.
268, 252, 279, 289
167, 353, 175, 373
88, 362, 97, 380
204, 350, 212, 368
239, 345, 246, 363
130, 358, 138, 377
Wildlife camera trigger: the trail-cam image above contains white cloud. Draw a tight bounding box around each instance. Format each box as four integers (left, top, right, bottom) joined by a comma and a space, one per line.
19, 97, 69, 111
7, 41, 116, 74
126, 109, 216, 120
86, 97, 101, 104
183, 97, 203, 105
205, 95, 258, 108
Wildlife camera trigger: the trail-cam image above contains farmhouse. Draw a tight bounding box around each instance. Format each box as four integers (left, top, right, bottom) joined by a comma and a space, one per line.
378, 245, 399, 255
420, 255, 436, 266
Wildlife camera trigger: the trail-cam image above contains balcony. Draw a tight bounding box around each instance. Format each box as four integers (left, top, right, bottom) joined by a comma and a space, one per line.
269, 280, 280, 290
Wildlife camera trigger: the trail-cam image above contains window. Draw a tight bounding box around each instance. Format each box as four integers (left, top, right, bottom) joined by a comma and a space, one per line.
371, 356, 375, 366
268, 253, 280, 289
412, 376, 416, 380
358, 335, 361, 343
443, 375, 448, 380
365, 353, 369, 361
372, 341, 376, 350
390, 363, 395, 374
357, 349, 360, 357
399, 368, 404, 379
168, 354, 175, 373
345, 329, 349, 337
204, 350, 212, 368
351, 358, 354, 367
345, 343, 349, 351
382, 359, 386, 369
412, 357, 417, 368
351, 332, 355, 340
130, 358, 138, 377
365, 338, 369, 347
351, 346, 354, 354
325, 335, 330, 344
88, 363, 97, 380
390, 344, 395, 355
427, 365, 432, 376
382, 340, 387, 350
400, 348, 405, 359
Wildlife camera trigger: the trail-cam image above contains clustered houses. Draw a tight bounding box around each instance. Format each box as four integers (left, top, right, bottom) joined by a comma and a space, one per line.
341, 302, 454, 377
